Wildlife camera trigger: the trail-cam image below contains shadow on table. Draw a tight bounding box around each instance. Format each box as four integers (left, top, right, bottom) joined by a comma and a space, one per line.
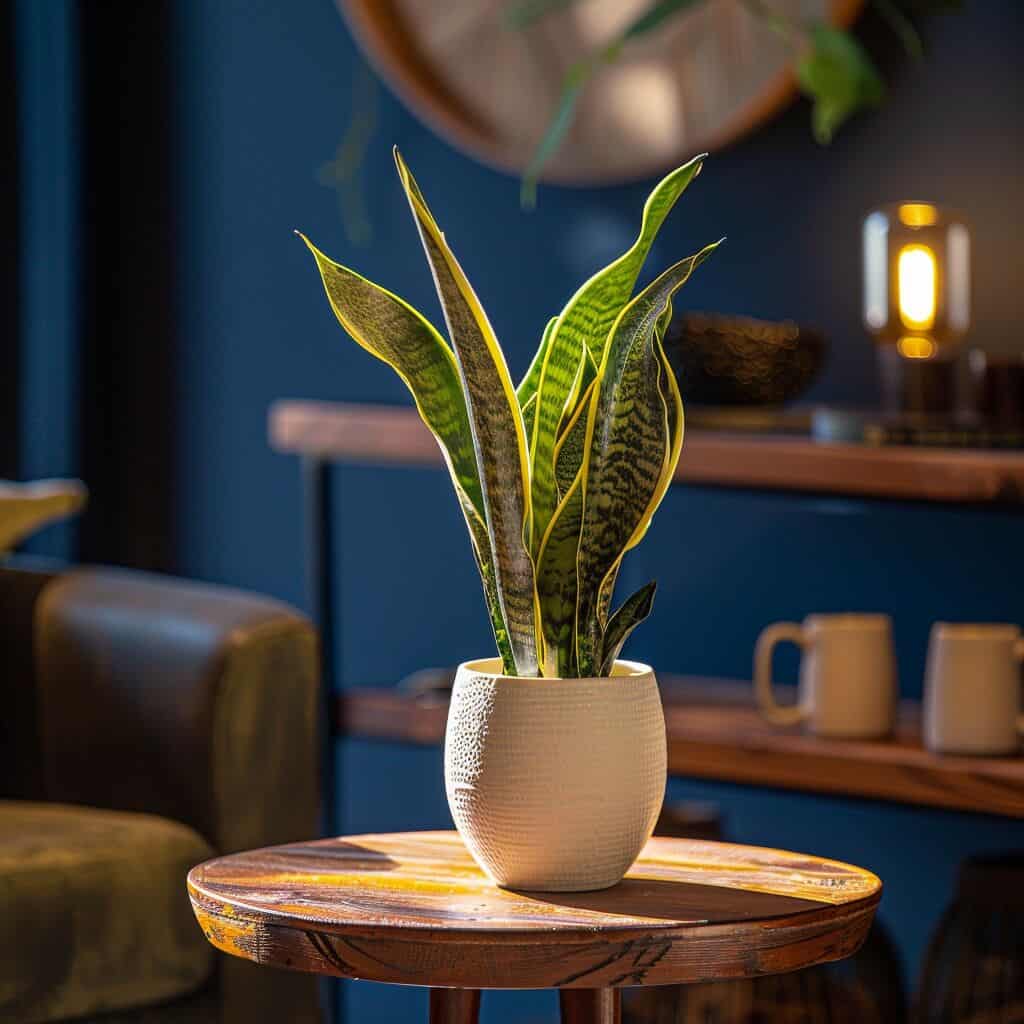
517, 877, 824, 925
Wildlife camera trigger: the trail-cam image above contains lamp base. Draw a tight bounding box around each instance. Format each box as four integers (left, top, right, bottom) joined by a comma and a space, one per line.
877, 346, 957, 416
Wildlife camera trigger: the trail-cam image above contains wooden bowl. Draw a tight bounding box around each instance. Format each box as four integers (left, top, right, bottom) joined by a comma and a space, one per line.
664, 312, 827, 406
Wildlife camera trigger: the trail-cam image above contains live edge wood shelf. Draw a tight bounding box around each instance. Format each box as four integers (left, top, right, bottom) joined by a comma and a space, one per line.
271, 400, 1024, 504
271, 399, 1024, 829
336, 678, 1024, 820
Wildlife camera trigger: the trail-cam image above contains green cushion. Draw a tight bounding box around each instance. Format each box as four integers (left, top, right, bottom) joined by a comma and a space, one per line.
0, 802, 215, 1023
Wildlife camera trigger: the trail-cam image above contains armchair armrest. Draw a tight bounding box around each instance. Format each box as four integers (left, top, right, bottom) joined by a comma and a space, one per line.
34, 567, 319, 853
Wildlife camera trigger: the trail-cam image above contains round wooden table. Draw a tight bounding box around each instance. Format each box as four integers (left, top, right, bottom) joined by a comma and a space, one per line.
188, 831, 881, 1023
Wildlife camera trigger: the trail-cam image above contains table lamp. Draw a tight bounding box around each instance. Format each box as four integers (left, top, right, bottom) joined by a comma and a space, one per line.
863, 203, 970, 414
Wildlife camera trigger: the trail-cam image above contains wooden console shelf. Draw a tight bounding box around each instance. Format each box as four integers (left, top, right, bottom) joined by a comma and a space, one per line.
336, 677, 1024, 819
271, 400, 1024, 504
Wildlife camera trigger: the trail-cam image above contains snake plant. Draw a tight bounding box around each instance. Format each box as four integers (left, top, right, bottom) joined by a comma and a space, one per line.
300, 149, 719, 678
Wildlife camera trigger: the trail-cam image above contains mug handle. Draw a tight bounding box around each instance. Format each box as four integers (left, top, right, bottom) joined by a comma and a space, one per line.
1016, 637, 1024, 737
754, 622, 808, 727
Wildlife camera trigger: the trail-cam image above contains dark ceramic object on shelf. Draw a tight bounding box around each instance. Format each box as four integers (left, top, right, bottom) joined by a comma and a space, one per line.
664, 313, 827, 406
916, 853, 1024, 1024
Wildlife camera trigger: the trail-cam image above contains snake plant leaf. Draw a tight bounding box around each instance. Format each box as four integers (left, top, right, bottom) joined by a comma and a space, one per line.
656, 327, 684, 504
394, 148, 540, 676
298, 235, 482, 511
519, 317, 555, 447
559, 347, 597, 442
575, 313, 668, 674
517, 316, 557, 407
521, 392, 538, 447
600, 581, 657, 676
575, 240, 719, 673
554, 376, 596, 499
589, 329, 680, 638
528, 156, 704, 555
596, 563, 620, 630
458, 487, 516, 672
298, 233, 517, 674
535, 469, 584, 677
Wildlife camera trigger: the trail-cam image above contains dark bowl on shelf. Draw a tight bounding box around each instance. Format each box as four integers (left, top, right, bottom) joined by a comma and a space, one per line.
663, 313, 827, 406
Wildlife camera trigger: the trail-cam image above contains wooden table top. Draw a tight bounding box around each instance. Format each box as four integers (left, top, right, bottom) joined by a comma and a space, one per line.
188, 831, 881, 990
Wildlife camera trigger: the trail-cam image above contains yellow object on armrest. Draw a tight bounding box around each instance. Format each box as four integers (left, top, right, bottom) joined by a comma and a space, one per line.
0, 479, 87, 552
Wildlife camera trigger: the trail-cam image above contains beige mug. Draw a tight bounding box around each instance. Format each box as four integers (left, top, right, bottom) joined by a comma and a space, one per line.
924, 623, 1024, 755
754, 613, 897, 738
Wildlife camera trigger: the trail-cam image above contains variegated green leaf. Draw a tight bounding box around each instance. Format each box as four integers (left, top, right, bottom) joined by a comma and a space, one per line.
535, 469, 584, 677
521, 392, 538, 447
459, 487, 516, 671
625, 300, 685, 552
559, 347, 597, 441
299, 233, 516, 673
576, 326, 666, 674
300, 234, 482, 511
654, 322, 685, 513
394, 148, 540, 675
596, 563, 620, 630
518, 316, 557, 407
554, 376, 596, 499
592, 338, 679, 636
575, 241, 720, 673
600, 581, 657, 676
529, 156, 704, 554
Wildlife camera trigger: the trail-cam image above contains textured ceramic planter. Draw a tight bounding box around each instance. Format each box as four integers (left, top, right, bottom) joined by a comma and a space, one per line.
444, 657, 666, 892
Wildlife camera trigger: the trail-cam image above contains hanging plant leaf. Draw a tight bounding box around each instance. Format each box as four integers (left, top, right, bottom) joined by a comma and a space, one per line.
796, 24, 885, 144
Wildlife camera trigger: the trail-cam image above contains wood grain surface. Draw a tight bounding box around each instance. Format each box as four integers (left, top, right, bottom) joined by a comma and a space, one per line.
189, 831, 880, 990
269, 401, 1024, 504
335, 678, 1024, 819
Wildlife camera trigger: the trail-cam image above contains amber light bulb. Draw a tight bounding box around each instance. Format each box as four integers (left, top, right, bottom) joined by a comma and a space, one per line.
863, 202, 970, 360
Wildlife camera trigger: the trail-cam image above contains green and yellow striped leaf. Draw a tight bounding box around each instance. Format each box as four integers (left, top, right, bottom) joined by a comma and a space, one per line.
394, 148, 540, 676
521, 392, 538, 447
298, 233, 516, 672
600, 581, 657, 676
528, 155, 705, 555
459, 487, 516, 671
518, 316, 557, 408
575, 241, 720, 673
535, 468, 584, 677
554, 376, 596, 499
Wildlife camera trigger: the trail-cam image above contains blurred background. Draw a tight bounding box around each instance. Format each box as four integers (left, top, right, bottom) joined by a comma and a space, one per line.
5, 1, 1024, 1022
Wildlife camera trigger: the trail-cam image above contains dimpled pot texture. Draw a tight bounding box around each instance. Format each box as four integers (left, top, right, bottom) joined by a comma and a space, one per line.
444, 658, 667, 892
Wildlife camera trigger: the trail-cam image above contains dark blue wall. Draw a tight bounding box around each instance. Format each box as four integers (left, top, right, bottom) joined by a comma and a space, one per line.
171, 1, 1024, 1020
14, 0, 79, 560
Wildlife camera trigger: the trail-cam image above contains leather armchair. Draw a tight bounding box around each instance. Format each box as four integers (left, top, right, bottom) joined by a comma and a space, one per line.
0, 560, 323, 1023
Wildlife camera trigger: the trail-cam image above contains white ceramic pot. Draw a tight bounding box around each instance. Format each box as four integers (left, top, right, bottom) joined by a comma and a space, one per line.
444, 657, 666, 892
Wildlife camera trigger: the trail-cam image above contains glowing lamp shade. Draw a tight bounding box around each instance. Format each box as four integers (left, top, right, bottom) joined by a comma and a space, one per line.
897, 244, 937, 331
863, 203, 970, 358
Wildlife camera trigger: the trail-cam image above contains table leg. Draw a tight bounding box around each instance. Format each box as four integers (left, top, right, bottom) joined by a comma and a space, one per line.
559, 988, 621, 1024
429, 988, 481, 1023
302, 456, 341, 1024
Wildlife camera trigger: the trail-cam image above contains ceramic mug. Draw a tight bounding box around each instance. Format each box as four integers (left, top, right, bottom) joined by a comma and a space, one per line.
924, 623, 1024, 755
754, 613, 897, 738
